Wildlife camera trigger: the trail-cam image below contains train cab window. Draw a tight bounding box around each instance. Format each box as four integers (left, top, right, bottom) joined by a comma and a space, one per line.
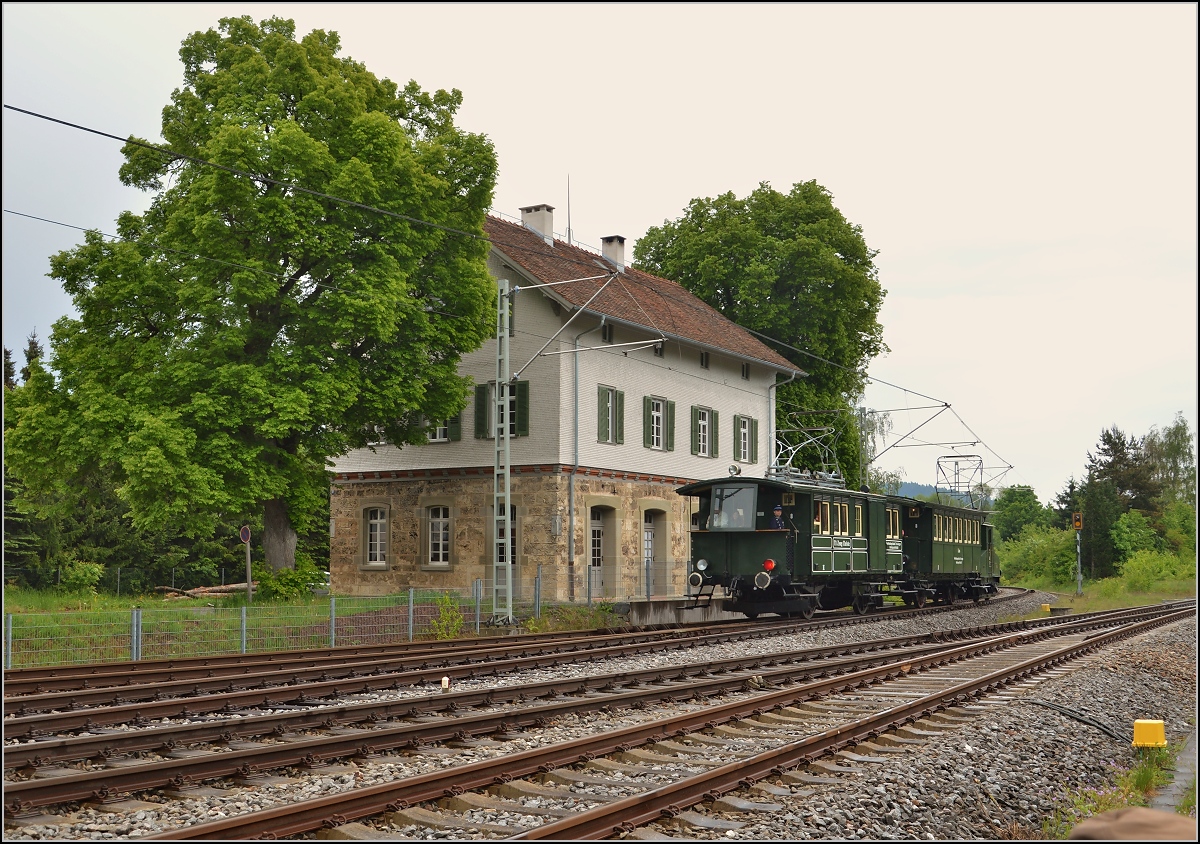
935, 514, 943, 542
834, 503, 849, 536
854, 504, 863, 537
708, 484, 756, 530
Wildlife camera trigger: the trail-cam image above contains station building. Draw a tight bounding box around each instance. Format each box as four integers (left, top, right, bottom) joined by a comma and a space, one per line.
329, 204, 801, 600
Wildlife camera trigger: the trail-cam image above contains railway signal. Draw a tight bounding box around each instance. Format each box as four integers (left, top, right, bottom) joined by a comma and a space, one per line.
1072, 513, 1083, 596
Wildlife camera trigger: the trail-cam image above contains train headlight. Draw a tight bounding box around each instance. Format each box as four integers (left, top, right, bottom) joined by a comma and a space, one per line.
762, 558, 775, 572
695, 558, 709, 571
753, 571, 772, 590
687, 571, 704, 589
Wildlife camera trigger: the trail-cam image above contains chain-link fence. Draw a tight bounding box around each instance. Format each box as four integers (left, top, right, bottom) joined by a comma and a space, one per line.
4, 564, 691, 669
5, 584, 496, 669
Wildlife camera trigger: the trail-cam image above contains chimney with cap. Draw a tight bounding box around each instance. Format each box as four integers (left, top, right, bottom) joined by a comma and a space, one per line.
601, 235, 626, 272
520, 204, 555, 246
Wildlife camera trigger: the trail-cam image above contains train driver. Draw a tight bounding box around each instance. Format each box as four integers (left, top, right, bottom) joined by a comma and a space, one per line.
770, 504, 786, 530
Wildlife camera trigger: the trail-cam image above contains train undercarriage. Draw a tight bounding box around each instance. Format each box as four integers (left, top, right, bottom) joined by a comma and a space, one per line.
698, 573, 1000, 619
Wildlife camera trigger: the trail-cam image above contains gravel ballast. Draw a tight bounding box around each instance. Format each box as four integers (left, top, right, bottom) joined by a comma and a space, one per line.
4, 592, 1195, 840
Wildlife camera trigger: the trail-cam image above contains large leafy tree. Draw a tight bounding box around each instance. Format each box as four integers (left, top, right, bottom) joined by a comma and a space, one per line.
5, 16, 497, 570
991, 485, 1052, 542
1143, 412, 1196, 508
634, 181, 886, 483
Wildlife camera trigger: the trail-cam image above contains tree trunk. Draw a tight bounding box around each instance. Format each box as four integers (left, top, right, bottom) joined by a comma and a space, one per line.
263, 498, 298, 571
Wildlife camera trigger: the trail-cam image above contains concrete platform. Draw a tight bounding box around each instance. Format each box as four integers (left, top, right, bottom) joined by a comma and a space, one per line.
613, 597, 746, 626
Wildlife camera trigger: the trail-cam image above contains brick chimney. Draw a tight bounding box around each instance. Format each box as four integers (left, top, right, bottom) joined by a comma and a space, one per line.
601, 235, 626, 271
519, 204, 555, 246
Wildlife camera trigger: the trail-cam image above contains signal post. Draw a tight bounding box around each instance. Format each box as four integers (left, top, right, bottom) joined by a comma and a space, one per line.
1072, 512, 1083, 596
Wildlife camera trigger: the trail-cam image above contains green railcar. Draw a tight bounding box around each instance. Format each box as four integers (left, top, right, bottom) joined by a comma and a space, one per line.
680, 472, 1000, 618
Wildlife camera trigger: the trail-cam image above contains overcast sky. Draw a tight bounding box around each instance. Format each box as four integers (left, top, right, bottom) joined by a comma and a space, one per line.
3, 3, 1196, 503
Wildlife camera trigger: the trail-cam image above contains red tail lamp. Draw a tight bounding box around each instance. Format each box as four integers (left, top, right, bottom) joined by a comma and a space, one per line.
763, 558, 776, 571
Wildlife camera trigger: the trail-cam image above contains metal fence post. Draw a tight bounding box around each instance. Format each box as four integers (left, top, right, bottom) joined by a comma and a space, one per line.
5, 614, 12, 669
131, 608, 142, 661
473, 579, 481, 635
535, 566, 542, 619
329, 597, 336, 648
408, 587, 415, 642
240, 606, 247, 654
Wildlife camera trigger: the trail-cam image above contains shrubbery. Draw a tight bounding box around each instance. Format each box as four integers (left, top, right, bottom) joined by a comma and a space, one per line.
999, 525, 1077, 586
252, 556, 327, 602
54, 552, 105, 595
1119, 548, 1196, 592
429, 591, 465, 639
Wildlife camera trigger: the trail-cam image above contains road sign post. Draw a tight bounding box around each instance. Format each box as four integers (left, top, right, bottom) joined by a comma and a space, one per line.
240, 526, 252, 604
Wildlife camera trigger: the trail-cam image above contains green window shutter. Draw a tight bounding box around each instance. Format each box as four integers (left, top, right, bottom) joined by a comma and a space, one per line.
448, 414, 462, 442
690, 406, 699, 455
750, 417, 759, 463
614, 390, 624, 444
474, 384, 488, 438
666, 400, 675, 452
598, 386, 610, 443
712, 409, 719, 459
643, 396, 652, 448
515, 380, 530, 437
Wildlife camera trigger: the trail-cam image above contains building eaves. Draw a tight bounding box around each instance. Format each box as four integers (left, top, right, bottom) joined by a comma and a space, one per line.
484, 215, 802, 375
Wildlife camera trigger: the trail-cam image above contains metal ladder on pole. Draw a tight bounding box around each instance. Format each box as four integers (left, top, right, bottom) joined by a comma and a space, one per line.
492, 278, 515, 625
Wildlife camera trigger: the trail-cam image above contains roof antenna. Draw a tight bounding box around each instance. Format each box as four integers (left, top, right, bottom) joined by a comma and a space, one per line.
567, 174, 572, 246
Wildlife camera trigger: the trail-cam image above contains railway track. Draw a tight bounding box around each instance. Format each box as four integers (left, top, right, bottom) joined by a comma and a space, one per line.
4, 598, 1192, 839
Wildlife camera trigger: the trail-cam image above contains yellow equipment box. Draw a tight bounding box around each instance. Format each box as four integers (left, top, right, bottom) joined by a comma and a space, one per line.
1132, 719, 1167, 748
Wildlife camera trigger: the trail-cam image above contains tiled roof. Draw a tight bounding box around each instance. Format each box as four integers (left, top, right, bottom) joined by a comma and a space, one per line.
484, 215, 801, 373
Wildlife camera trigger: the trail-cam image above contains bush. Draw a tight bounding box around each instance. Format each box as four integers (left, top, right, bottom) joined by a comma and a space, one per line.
429, 591, 465, 639
998, 525, 1077, 585
54, 553, 105, 595
1121, 549, 1195, 593
253, 557, 326, 601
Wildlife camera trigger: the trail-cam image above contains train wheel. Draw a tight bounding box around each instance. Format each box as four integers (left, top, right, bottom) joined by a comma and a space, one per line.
945, 589, 956, 606
914, 591, 927, 609
800, 600, 815, 620
852, 596, 871, 615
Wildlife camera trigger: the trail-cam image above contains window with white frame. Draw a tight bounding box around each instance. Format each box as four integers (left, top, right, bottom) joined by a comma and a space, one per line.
428, 415, 461, 443
643, 396, 675, 451
496, 504, 517, 565
690, 405, 718, 457
474, 381, 529, 438
597, 385, 624, 444
364, 507, 388, 568
734, 414, 758, 463
428, 506, 451, 566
